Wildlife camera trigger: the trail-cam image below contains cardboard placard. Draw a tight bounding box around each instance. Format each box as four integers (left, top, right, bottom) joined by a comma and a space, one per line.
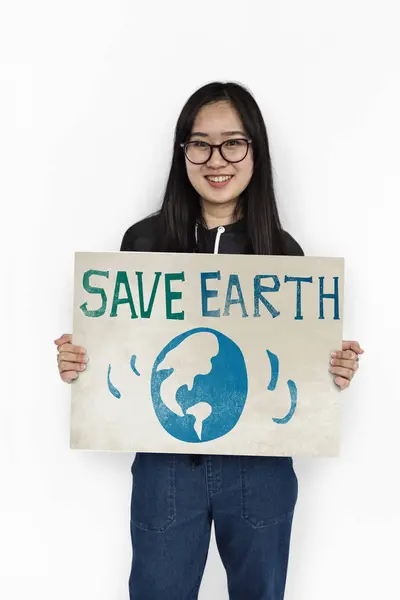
71, 251, 344, 457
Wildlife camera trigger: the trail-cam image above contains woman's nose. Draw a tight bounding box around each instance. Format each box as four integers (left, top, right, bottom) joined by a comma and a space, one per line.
207, 146, 228, 167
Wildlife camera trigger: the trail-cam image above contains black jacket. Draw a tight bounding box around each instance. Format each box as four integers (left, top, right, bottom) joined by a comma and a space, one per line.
120, 214, 304, 256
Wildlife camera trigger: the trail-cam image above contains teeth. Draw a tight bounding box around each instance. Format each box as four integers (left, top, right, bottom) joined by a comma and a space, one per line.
207, 176, 232, 182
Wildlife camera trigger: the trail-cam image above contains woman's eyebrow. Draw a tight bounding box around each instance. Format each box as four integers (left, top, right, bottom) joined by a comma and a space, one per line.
220, 130, 247, 137
190, 130, 247, 137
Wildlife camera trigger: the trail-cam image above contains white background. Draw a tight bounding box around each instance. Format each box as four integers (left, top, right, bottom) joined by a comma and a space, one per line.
1, 1, 399, 599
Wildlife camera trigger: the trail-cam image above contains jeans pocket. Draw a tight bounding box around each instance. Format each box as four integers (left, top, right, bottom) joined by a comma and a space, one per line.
239, 456, 298, 529
131, 452, 176, 532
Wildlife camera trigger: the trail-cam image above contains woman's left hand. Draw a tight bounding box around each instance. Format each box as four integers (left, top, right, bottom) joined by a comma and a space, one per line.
329, 340, 364, 390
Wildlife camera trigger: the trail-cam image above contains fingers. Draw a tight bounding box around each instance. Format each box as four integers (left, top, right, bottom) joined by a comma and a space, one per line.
58, 342, 86, 355
54, 333, 72, 346
60, 370, 79, 384
333, 376, 350, 391
58, 351, 88, 364
54, 334, 86, 356
58, 360, 87, 373
332, 349, 358, 361
342, 340, 365, 355
58, 344, 89, 363
330, 344, 362, 390
331, 357, 359, 372
54, 333, 87, 385
329, 365, 355, 381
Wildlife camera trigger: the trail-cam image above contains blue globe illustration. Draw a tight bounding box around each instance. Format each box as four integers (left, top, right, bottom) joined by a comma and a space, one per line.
150, 327, 248, 443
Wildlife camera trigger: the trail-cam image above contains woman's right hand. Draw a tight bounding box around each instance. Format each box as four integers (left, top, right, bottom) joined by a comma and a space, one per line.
54, 333, 88, 383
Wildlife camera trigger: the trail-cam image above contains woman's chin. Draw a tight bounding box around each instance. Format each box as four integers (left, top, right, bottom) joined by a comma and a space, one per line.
200, 190, 239, 206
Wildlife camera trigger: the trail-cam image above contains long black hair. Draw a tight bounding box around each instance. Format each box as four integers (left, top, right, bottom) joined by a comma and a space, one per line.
156, 81, 285, 255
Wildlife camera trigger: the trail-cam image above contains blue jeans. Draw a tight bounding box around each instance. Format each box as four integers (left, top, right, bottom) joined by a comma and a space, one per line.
129, 453, 298, 600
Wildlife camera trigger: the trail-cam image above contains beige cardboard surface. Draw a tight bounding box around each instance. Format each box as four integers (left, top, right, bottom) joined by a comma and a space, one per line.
71, 251, 344, 456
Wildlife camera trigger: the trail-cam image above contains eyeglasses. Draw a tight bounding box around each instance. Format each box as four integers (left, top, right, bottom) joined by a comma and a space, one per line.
180, 138, 252, 165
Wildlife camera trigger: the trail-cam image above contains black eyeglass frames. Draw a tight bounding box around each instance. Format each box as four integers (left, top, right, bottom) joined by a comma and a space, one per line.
180, 138, 252, 165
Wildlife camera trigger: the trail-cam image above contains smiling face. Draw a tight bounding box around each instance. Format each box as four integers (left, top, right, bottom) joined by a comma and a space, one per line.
184, 101, 254, 213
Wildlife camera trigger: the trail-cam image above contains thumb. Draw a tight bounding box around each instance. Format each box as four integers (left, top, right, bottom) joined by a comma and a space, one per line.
342, 340, 364, 354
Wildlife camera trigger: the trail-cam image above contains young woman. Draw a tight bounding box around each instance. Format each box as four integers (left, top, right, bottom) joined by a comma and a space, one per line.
55, 81, 363, 600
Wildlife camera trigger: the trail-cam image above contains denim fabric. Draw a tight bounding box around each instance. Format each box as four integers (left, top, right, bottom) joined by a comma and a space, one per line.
129, 452, 298, 600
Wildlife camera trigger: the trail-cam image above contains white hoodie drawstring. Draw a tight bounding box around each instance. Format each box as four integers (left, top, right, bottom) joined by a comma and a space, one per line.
213, 226, 225, 254
195, 223, 225, 254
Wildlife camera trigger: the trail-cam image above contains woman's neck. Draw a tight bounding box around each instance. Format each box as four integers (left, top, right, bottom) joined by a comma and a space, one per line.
201, 198, 240, 229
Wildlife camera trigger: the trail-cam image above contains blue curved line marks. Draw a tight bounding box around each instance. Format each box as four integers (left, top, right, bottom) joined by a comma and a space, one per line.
130, 355, 141, 376
107, 364, 121, 399
266, 350, 279, 391
272, 380, 297, 424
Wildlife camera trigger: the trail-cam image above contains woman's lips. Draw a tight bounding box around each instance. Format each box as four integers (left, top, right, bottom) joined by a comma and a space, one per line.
205, 175, 234, 188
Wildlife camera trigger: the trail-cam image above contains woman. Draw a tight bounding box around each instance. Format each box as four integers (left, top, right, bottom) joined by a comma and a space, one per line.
55, 81, 363, 600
